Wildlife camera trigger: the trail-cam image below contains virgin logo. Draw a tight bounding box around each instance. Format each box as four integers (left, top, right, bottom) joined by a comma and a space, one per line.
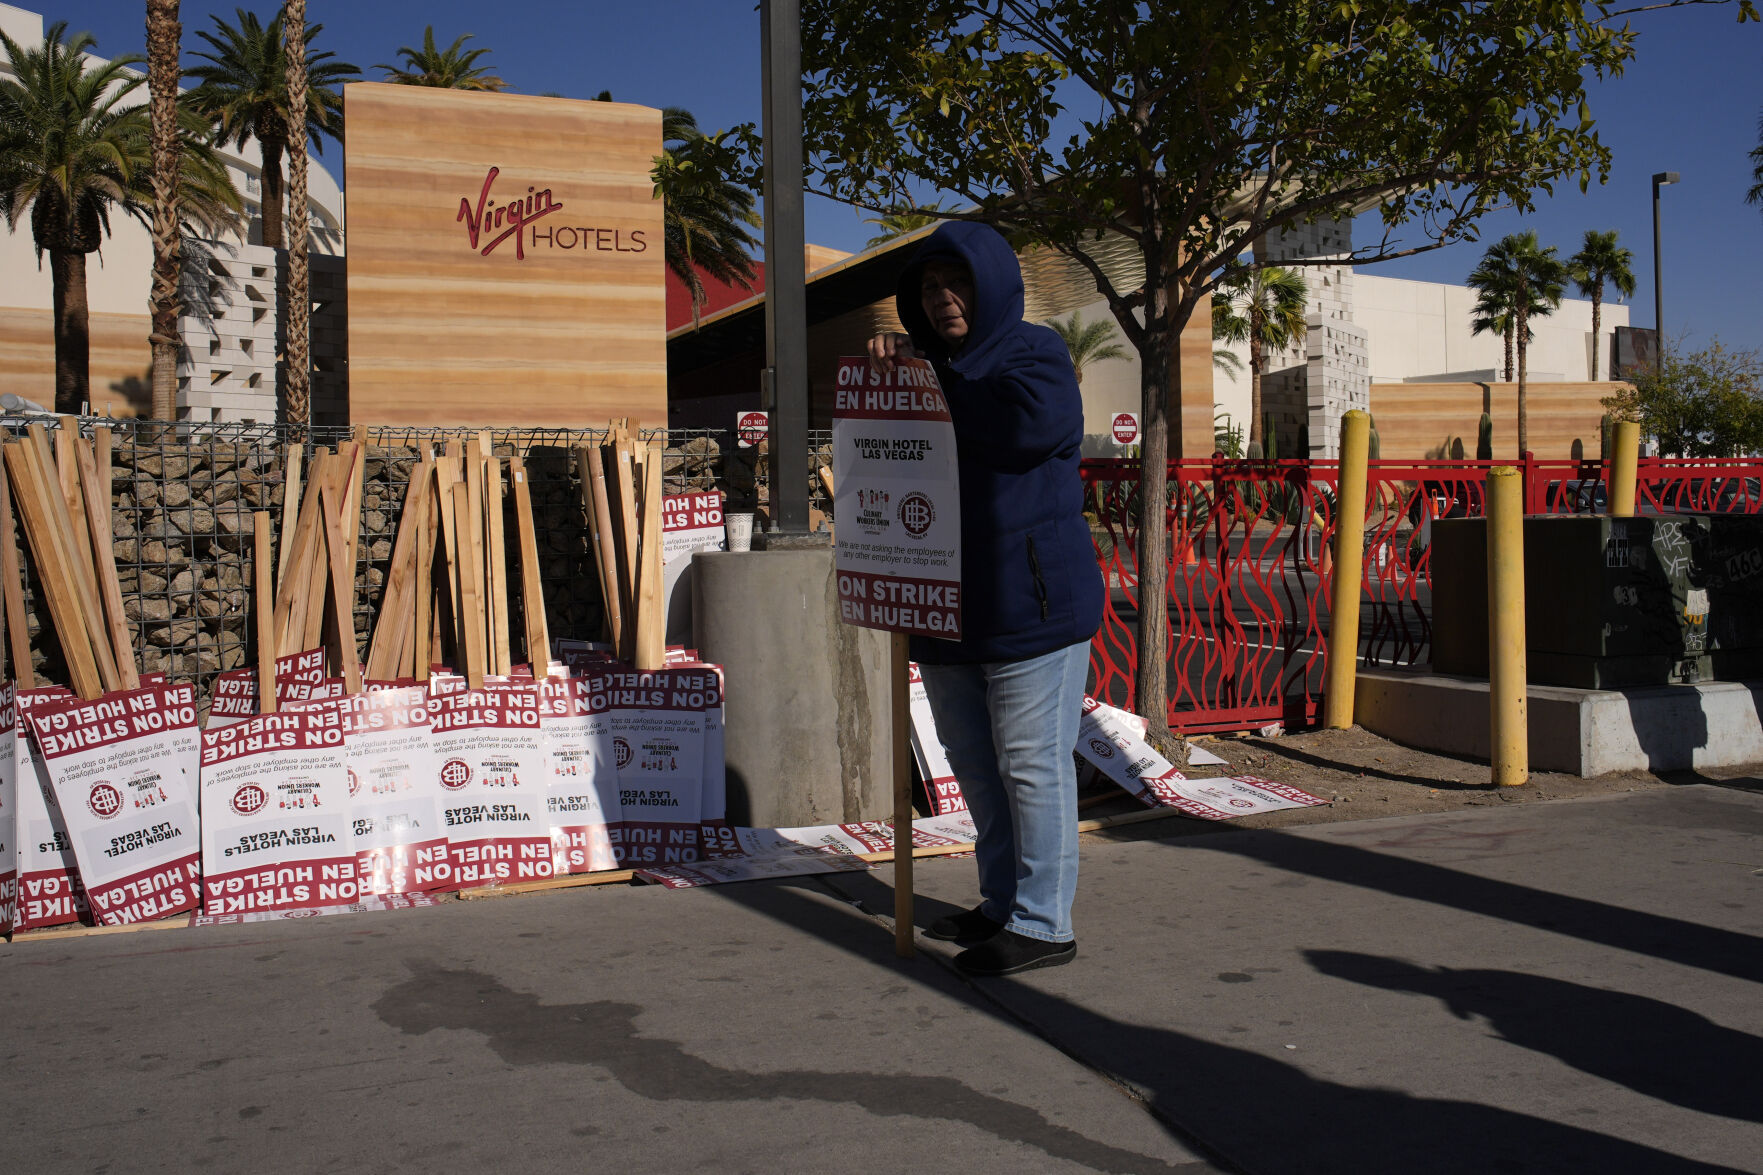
457, 166, 562, 261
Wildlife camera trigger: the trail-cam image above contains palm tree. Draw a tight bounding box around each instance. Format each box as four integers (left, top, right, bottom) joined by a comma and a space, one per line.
283, 0, 311, 423
377, 27, 507, 91
1467, 231, 1569, 455
186, 6, 358, 250
1569, 229, 1635, 381
1, 23, 241, 414
147, 0, 183, 420
863, 207, 945, 249
653, 107, 760, 327
1211, 265, 1308, 446
1467, 273, 1518, 382
1748, 111, 1762, 213
1046, 313, 1127, 385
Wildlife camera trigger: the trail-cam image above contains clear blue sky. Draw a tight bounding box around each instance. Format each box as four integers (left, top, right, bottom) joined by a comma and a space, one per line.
46, 1, 1763, 351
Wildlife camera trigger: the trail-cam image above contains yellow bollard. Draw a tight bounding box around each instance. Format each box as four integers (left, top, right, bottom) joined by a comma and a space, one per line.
1608, 420, 1640, 518
1487, 466, 1529, 786
1324, 410, 1372, 729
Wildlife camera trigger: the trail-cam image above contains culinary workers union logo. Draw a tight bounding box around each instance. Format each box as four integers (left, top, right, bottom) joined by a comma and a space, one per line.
347, 768, 361, 798
613, 737, 633, 769
440, 759, 473, 790
898, 492, 935, 538
87, 782, 124, 820
1087, 737, 1116, 760
230, 783, 268, 816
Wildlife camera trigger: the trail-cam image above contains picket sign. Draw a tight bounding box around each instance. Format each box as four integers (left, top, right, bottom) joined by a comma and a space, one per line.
339, 686, 452, 895
30, 684, 203, 926
539, 669, 617, 875
11, 684, 85, 931
660, 491, 725, 646
1076, 698, 1327, 819
207, 668, 259, 726
428, 684, 552, 889
199, 707, 355, 915
906, 663, 966, 816
0, 684, 16, 934
832, 355, 964, 959
605, 665, 714, 867
637, 848, 871, 890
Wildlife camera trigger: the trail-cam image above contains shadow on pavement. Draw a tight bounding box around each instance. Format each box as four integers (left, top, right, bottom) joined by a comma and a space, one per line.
704, 871, 1752, 1175
1306, 950, 1763, 1124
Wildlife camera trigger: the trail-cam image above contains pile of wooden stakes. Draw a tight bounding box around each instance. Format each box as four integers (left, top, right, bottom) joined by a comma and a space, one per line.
352, 431, 552, 692
0, 418, 138, 698
576, 421, 666, 671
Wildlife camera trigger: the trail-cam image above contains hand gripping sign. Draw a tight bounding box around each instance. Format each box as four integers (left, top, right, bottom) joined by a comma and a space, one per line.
31, 684, 203, 926
833, 356, 962, 640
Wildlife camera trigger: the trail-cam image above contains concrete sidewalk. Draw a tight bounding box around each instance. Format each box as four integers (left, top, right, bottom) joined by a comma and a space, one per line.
4, 785, 1760, 1173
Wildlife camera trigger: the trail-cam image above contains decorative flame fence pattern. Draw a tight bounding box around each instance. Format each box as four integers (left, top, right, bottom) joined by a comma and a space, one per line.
1081, 455, 1763, 734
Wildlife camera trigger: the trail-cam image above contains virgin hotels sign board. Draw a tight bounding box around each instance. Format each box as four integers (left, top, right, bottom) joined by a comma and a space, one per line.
344, 83, 666, 428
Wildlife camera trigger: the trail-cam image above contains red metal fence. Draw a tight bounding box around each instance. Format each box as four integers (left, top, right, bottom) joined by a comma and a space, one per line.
1083, 455, 1763, 734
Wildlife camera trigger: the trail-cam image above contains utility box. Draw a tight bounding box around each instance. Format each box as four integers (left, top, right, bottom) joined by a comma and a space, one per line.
1430, 514, 1763, 688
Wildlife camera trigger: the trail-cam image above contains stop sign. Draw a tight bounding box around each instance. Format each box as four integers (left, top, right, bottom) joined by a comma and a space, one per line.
1111, 412, 1139, 445
736, 410, 769, 448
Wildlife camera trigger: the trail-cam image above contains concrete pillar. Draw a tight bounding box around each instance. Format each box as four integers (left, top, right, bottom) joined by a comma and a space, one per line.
692, 544, 892, 827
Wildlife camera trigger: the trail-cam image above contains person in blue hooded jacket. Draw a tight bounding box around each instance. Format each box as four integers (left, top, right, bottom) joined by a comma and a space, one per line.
869, 221, 1104, 975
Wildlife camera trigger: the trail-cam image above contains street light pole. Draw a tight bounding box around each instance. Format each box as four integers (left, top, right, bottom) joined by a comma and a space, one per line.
760, 0, 809, 535
1651, 171, 1679, 376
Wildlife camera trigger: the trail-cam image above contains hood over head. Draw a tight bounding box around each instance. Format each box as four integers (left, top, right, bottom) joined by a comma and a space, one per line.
895, 222, 1025, 379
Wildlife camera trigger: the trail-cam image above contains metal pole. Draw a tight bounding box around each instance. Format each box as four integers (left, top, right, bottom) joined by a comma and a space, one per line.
1650, 171, 1678, 376
1486, 466, 1528, 787
1323, 410, 1371, 728
1608, 420, 1640, 518
760, 0, 809, 535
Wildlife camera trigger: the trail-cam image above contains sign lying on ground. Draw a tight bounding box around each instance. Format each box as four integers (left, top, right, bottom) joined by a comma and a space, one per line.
832, 356, 962, 639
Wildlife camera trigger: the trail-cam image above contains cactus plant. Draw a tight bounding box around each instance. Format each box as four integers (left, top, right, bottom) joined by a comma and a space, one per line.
1298, 422, 1310, 457
1477, 412, 1493, 461
1449, 436, 1466, 460
1366, 412, 1381, 460
1263, 414, 1279, 460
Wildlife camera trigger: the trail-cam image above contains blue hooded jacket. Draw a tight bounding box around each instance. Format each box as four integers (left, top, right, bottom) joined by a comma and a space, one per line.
895, 222, 1104, 664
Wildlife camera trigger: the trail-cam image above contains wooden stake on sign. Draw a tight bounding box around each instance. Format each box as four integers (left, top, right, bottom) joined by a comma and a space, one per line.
22, 427, 120, 692
819, 465, 834, 499
319, 483, 364, 694
463, 450, 489, 670
414, 469, 437, 678
273, 448, 330, 655
277, 441, 304, 586
486, 458, 511, 675
633, 442, 665, 671
452, 480, 487, 688
509, 455, 550, 667
302, 451, 346, 657
891, 630, 914, 958
3, 444, 102, 698
0, 451, 35, 687
54, 418, 97, 580
364, 460, 431, 681
343, 427, 367, 622
254, 511, 277, 713
583, 446, 625, 657
613, 438, 641, 639
434, 455, 464, 657
75, 442, 139, 690
93, 425, 112, 537
576, 447, 615, 647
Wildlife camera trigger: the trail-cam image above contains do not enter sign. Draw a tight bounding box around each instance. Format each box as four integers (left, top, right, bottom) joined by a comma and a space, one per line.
1111, 412, 1140, 445
736, 410, 769, 448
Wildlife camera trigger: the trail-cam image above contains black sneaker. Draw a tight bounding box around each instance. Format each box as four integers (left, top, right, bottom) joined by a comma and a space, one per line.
924, 904, 1006, 943
954, 930, 1077, 976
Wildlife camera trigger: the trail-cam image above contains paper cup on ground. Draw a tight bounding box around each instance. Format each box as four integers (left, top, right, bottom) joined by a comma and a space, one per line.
726, 513, 755, 552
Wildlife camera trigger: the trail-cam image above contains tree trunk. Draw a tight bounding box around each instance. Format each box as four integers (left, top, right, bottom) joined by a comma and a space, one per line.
259, 135, 286, 250
1516, 293, 1529, 458
1502, 323, 1514, 383
1248, 334, 1264, 445
147, 0, 183, 422
51, 249, 90, 415
283, 0, 312, 424
1137, 319, 1172, 741
1589, 294, 1602, 382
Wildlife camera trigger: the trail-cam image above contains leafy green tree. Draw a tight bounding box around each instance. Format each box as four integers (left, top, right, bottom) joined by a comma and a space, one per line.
1569, 229, 1635, 380
376, 27, 507, 91
1046, 312, 1126, 385
0, 22, 240, 413
1211, 265, 1308, 446
653, 107, 761, 327
798, 0, 1754, 739
1466, 232, 1569, 455
187, 5, 358, 250
862, 206, 946, 249
1602, 340, 1763, 457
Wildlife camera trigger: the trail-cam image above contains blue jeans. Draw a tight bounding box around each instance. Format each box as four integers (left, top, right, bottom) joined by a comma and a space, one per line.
919, 640, 1090, 943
